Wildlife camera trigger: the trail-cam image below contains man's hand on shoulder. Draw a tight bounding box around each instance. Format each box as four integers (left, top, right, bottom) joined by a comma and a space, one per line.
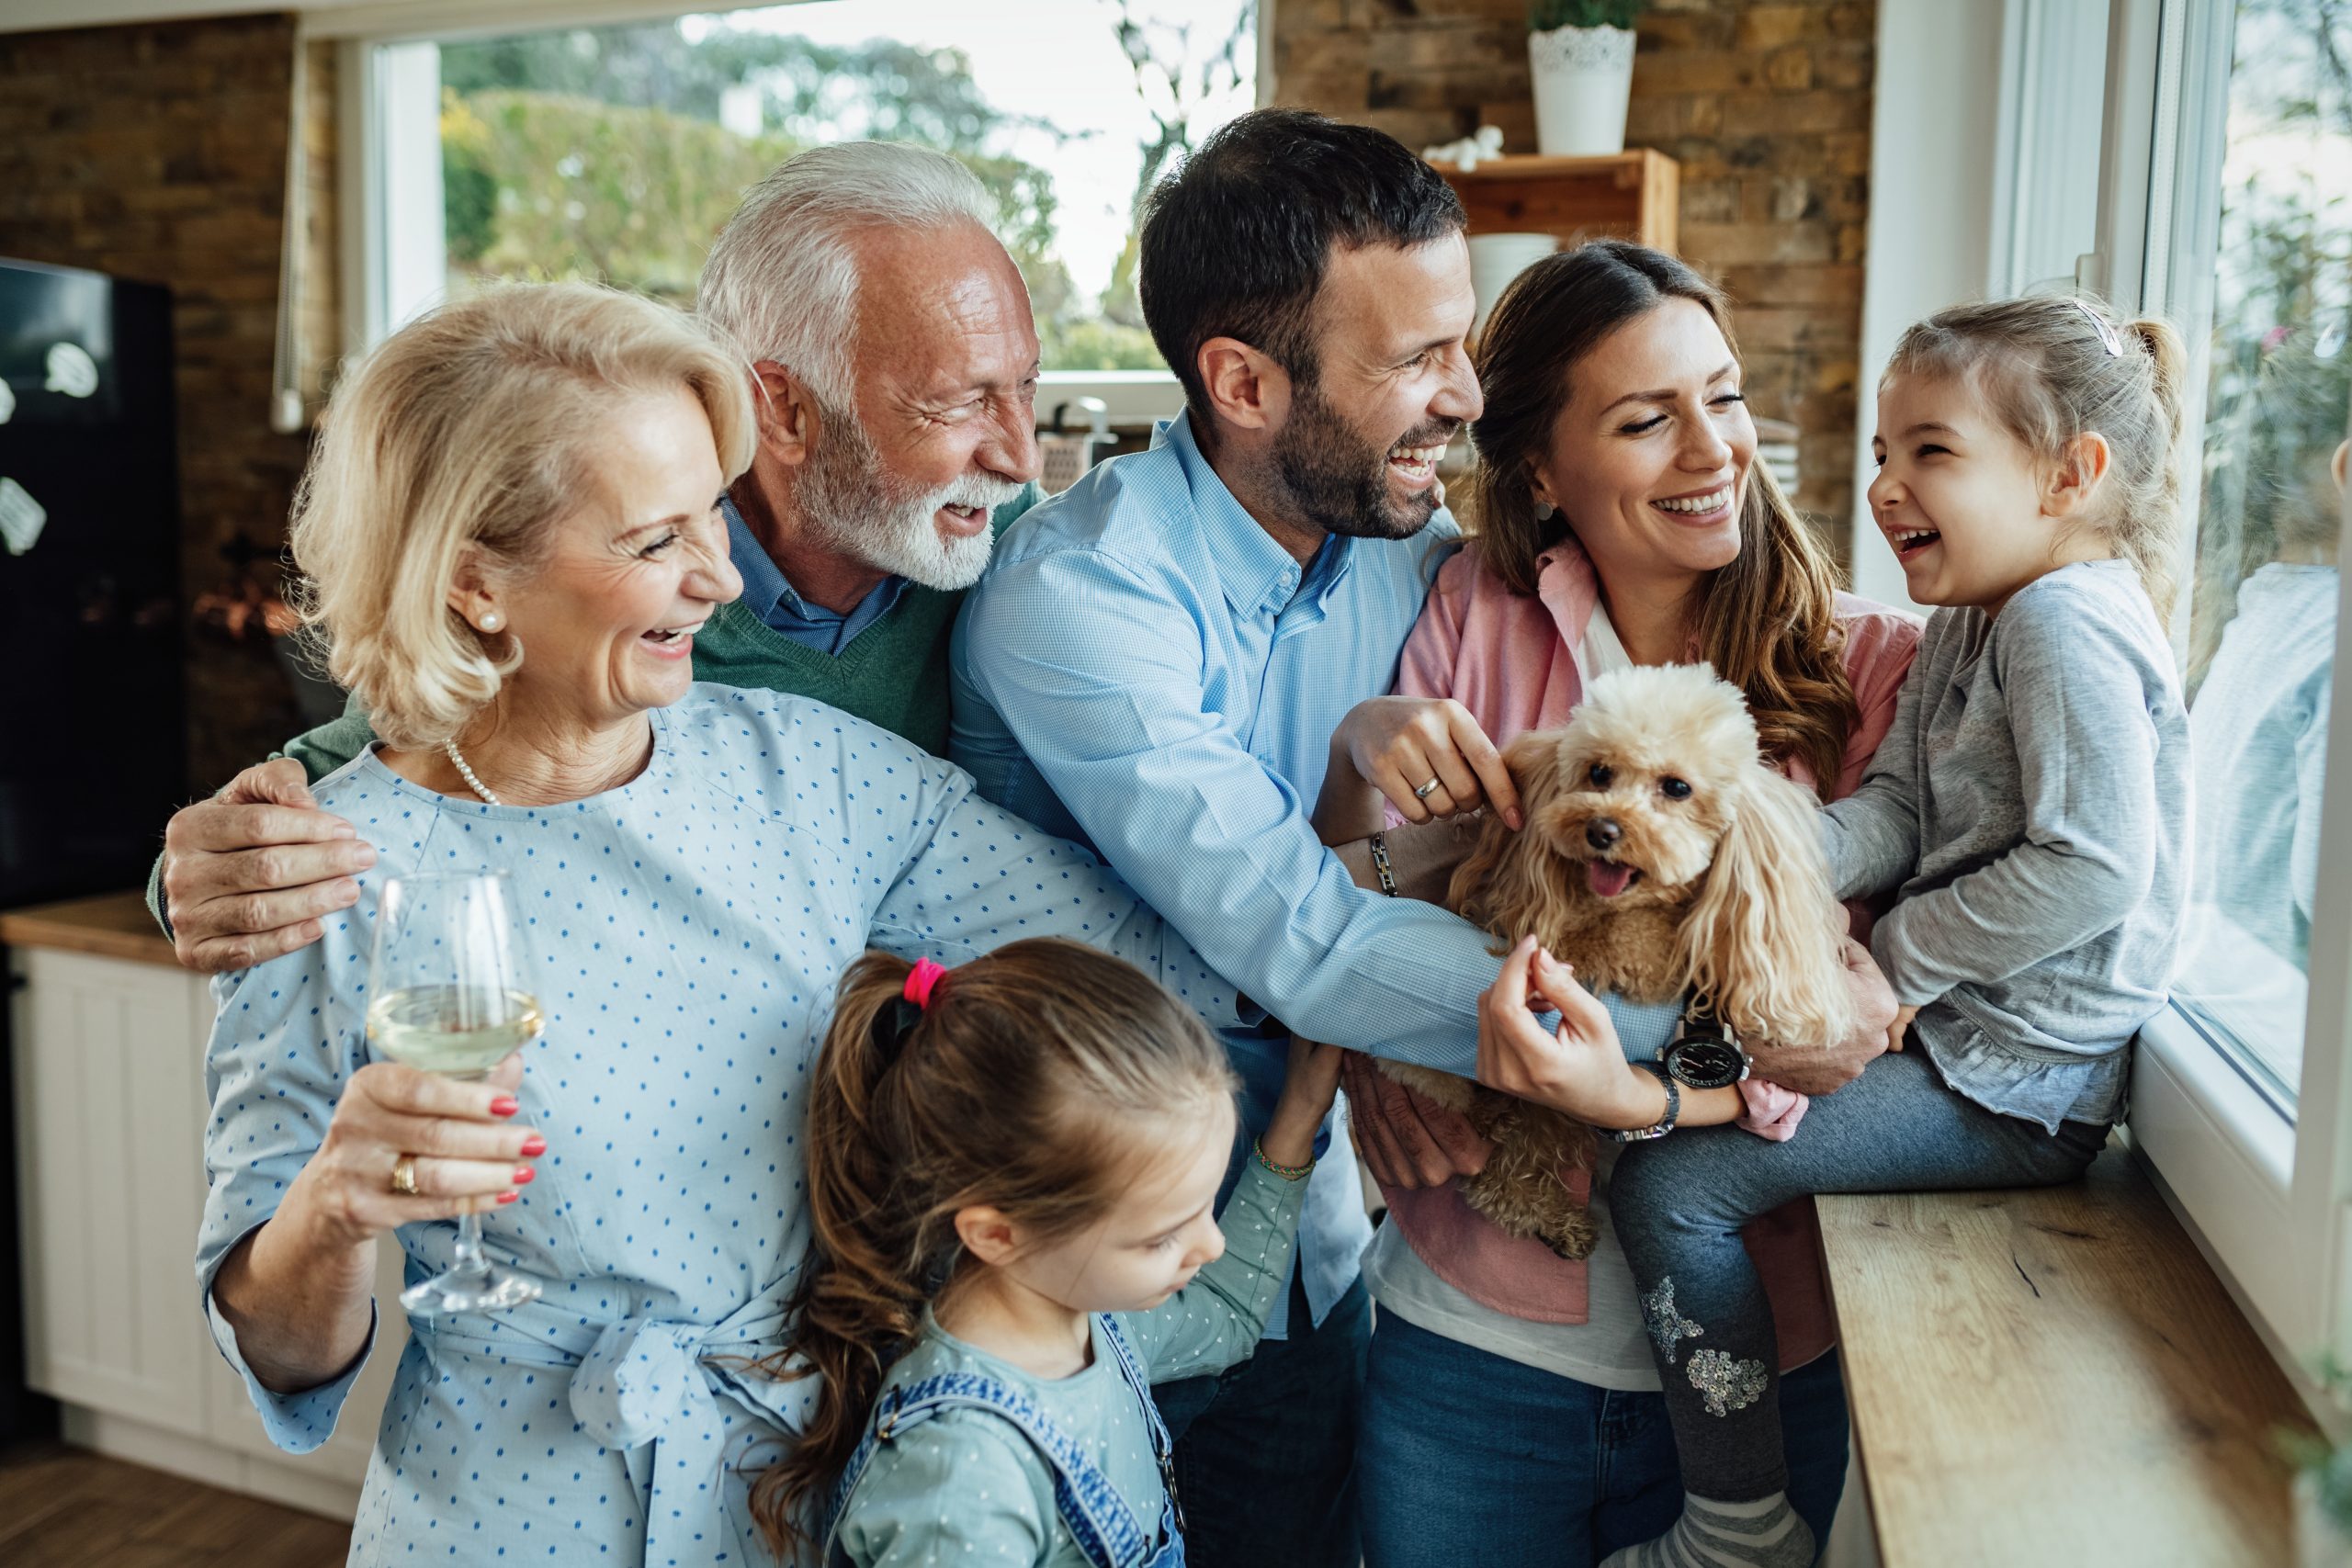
162, 759, 376, 974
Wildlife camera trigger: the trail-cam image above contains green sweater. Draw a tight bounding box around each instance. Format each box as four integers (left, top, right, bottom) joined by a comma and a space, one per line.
150, 487, 1035, 930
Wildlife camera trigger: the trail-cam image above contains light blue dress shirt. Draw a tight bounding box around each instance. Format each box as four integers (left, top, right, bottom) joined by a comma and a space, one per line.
723, 494, 908, 653
198, 684, 1246, 1567
950, 415, 1680, 1336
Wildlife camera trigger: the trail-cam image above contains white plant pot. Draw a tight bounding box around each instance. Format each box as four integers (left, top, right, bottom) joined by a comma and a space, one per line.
1529, 24, 1636, 157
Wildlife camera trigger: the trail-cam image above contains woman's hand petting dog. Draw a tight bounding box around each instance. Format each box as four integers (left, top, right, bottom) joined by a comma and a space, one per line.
1885, 1003, 1919, 1054
1743, 937, 1899, 1096
1329, 696, 1524, 829
1341, 1051, 1492, 1188
1474, 937, 1652, 1127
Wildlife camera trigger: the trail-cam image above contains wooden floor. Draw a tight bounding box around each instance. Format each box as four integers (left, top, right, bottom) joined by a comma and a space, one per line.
0, 1443, 350, 1567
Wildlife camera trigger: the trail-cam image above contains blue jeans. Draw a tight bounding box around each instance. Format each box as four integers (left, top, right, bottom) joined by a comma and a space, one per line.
1358, 1312, 1849, 1568
1610, 1048, 2107, 1501
1151, 1272, 1369, 1568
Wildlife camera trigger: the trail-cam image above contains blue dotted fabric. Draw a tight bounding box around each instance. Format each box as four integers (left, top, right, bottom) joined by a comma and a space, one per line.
196, 683, 1243, 1566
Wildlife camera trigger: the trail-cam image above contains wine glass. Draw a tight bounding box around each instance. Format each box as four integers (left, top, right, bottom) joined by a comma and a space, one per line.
364, 870, 544, 1316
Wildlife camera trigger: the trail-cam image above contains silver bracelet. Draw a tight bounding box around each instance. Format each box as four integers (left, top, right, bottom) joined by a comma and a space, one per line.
1598, 1061, 1681, 1142
1366, 832, 1400, 897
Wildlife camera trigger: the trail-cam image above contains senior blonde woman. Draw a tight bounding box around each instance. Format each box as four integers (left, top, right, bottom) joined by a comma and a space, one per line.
196, 283, 1246, 1567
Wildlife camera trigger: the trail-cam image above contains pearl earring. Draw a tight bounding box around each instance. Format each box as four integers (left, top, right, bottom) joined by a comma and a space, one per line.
481, 612, 503, 633
1535, 501, 1557, 521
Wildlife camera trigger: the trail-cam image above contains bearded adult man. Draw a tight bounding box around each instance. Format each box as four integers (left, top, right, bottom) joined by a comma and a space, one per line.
150, 141, 1041, 970
948, 107, 1571, 1568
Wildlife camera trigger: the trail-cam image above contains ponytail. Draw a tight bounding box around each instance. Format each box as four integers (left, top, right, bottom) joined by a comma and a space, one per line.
747, 940, 1237, 1558
749, 952, 931, 1561
2120, 316, 2188, 622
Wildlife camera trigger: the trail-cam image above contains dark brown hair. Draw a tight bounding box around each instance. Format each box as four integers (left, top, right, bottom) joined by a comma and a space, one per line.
1884, 294, 2188, 622
1138, 107, 1465, 425
748, 939, 1237, 1557
1465, 240, 1859, 795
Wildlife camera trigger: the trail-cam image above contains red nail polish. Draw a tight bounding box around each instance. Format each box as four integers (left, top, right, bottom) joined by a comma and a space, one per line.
513, 1166, 535, 1185
519, 1134, 547, 1157
496, 1190, 519, 1204
489, 1096, 520, 1117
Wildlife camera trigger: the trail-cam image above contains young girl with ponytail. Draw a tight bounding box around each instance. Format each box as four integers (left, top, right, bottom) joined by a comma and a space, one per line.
752, 937, 1343, 1566
1485, 295, 2194, 1568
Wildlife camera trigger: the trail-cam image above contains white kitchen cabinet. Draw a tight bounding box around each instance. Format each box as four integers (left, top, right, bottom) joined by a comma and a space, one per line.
6, 893, 402, 1519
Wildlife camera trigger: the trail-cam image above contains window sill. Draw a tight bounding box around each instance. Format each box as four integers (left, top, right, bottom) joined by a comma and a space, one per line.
1036, 369, 1182, 431
1816, 1139, 2313, 1564
2129, 1002, 2301, 1347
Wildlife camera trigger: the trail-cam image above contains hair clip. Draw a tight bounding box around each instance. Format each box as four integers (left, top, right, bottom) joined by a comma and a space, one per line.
2070, 298, 2124, 356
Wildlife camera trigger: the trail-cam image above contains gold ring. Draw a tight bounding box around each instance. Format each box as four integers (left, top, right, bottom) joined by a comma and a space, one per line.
391, 1153, 420, 1196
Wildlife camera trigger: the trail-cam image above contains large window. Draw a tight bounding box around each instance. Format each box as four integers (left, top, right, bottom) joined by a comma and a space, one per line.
2026, 0, 2352, 1370
2167, 0, 2351, 1113
342, 0, 1255, 396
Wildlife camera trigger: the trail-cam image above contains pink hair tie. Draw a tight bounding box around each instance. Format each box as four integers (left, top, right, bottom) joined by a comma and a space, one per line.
902, 957, 949, 1010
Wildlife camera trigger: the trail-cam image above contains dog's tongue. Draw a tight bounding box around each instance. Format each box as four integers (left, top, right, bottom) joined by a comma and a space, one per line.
1587, 861, 1636, 898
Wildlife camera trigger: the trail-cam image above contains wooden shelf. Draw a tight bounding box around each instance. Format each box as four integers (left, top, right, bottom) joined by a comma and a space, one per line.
0, 890, 177, 968
1431, 148, 1679, 254
1818, 1142, 2313, 1565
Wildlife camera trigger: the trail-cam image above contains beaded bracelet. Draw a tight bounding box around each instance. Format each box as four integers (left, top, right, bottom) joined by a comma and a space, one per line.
1252, 1137, 1315, 1181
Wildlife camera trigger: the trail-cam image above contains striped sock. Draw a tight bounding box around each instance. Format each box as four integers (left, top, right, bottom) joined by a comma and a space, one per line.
1599, 1492, 1815, 1568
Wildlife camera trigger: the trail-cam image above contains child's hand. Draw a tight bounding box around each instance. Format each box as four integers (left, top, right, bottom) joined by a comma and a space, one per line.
1261, 1038, 1346, 1171
1887, 1003, 1920, 1053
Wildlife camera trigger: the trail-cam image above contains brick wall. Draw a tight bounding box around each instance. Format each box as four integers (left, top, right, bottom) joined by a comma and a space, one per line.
0, 12, 313, 791
1272, 0, 1875, 542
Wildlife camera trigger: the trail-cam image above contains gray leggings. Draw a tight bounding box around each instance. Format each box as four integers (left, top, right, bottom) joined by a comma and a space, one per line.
1609, 1048, 2108, 1501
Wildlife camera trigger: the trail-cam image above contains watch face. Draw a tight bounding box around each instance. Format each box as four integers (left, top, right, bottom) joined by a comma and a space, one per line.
1663, 1037, 1747, 1090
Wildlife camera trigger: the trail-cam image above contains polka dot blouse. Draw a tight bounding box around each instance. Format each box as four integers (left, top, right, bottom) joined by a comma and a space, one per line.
195, 685, 1245, 1567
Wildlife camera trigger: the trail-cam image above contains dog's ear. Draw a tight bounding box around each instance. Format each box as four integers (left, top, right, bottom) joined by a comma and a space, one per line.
1675, 764, 1859, 1048
1447, 730, 1573, 942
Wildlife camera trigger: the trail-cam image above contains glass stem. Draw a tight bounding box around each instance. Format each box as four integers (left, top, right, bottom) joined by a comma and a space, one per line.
452, 1211, 488, 1277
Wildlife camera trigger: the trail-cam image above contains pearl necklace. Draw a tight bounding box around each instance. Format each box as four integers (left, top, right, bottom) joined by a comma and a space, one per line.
443, 738, 502, 806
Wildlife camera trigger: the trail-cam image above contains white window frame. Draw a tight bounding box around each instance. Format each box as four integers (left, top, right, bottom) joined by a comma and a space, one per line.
311, 0, 1253, 422
2077, 0, 2352, 1380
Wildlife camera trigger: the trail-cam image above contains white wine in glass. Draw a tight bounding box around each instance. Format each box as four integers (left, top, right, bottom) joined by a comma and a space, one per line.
365, 871, 543, 1316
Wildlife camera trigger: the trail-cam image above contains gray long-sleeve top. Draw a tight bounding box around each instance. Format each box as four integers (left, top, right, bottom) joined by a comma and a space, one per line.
1820, 560, 2190, 1131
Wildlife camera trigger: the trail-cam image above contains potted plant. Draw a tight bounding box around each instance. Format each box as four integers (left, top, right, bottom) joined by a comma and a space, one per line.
1527, 1, 1645, 157
2282, 1357, 2352, 1567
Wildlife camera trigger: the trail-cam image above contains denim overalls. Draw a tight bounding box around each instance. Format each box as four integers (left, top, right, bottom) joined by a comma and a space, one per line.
825, 1314, 1185, 1568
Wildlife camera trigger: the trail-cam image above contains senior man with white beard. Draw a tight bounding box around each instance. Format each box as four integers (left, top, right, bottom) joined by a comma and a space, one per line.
149, 141, 1041, 971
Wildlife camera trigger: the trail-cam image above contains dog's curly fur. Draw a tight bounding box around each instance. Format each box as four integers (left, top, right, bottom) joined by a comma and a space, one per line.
1382, 664, 1858, 1259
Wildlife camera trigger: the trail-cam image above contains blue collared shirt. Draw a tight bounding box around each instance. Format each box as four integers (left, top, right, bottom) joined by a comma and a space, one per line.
952, 415, 1680, 1334
724, 495, 909, 654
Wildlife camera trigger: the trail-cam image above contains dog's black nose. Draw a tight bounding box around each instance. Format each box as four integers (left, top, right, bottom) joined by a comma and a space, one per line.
1586, 818, 1622, 852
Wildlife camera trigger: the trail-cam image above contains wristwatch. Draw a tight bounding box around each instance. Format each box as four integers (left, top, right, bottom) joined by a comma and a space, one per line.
1598, 1060, 1680, 1142
1659, 998, 1752, 1091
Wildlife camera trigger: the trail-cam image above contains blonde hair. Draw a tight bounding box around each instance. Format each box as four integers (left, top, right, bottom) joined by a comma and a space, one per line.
288, 282, 755, 749
750, 940, 1237, 1558
1466, 242, 1860, 797
1883, 295, 2188, 620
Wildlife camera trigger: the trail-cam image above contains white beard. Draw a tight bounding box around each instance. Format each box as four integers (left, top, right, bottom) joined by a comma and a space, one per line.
797, 407, 1022, 592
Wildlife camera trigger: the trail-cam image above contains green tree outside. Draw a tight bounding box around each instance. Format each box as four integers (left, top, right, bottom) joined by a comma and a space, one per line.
435, 17, 1177, 370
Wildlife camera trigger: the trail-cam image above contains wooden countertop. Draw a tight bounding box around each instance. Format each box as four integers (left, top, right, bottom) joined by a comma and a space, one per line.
0, 891, 180, 968
1818, 1145, 2313, 1565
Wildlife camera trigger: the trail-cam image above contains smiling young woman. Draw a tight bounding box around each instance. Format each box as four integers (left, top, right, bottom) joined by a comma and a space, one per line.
1326, 239, 1925, 1568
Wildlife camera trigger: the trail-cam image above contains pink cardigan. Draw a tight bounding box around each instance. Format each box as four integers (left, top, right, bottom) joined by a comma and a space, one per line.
1385, 536, 1921, 1362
